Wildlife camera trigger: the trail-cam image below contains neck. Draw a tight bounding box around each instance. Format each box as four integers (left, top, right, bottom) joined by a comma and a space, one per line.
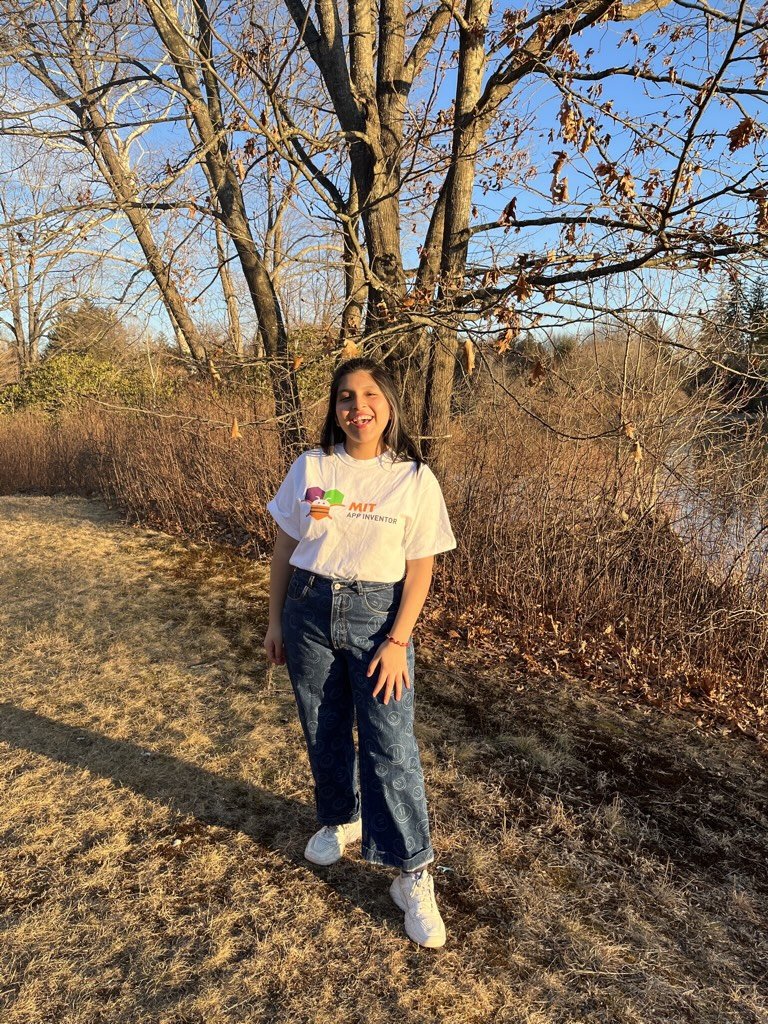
342, 438, 388, 460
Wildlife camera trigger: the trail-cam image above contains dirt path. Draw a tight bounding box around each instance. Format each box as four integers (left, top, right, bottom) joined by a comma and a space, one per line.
1, 495, 766, 1024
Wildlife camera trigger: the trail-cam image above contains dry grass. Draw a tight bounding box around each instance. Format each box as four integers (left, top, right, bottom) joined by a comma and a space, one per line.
1, 495, 766, 1024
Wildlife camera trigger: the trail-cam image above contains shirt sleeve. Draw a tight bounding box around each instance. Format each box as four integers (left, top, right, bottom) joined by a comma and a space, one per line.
266, 455, 304, 540
404, 464, 457, 560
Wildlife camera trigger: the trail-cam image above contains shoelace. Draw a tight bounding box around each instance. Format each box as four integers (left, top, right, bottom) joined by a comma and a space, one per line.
405, 872, 437, 914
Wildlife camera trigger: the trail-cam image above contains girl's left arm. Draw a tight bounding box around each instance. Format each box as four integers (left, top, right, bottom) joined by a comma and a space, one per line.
390, 555, 434, 644
368, 555, 434, 704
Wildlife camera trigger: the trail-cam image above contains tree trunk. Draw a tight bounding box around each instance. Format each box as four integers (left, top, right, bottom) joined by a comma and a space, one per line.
340, 180, 366, 341
92, 130, 209, 366
198, 152, 244, 360
23, 44, 211, 368
214, 215, 243, 359
144, 0, 306, 455
1, 226, 47, 372
422, 0, 491, 475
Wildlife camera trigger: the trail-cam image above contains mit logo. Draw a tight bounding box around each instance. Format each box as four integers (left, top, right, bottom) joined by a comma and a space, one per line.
348, 502, 377, 512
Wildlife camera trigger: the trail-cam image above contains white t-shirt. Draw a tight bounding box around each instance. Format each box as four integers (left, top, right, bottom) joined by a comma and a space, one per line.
267, 443, 456, 582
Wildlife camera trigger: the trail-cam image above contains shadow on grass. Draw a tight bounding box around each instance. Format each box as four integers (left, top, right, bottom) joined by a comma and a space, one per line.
422, 674, 768, 895
0, 702, 403, 926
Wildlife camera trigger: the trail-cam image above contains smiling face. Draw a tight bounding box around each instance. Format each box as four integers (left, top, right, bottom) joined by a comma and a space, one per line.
335, 370, 391, 456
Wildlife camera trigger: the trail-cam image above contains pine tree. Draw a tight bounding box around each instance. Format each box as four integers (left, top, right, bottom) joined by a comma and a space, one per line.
723, 279, 748, 355
45, 300, 131, 363
745, 279, 768, 363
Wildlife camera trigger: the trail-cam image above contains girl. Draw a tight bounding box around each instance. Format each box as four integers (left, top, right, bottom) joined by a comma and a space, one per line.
263, 356, 456, 948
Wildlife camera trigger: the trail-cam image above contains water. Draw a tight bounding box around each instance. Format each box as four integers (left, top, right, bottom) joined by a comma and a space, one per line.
658, 432, 768, 586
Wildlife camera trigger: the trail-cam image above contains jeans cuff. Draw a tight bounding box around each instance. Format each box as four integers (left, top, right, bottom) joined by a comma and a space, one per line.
361, 843, 435, 871
317, 814, 361, 826
407, 856, 433, 869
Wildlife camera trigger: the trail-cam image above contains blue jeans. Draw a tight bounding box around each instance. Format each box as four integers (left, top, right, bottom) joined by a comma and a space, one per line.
280, 567, 435, 871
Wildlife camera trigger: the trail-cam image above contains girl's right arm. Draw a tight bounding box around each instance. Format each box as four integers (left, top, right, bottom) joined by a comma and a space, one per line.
264, 526, 299, 666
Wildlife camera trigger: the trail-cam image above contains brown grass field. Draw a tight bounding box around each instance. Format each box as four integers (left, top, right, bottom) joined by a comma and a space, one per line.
1, 494, 766, 1024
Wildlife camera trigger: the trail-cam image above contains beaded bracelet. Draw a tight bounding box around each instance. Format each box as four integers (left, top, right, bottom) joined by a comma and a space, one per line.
386, 633, 410, 647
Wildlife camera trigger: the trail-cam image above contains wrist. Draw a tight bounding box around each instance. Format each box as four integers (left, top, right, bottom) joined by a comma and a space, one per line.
385, 633, 410, 647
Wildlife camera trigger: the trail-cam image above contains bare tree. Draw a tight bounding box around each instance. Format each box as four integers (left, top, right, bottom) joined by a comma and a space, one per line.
0, 4, 216, 367
257, 0, 768, 472
1, 0, 310, 451
195, 153, 244, 358
0, 142, 110, 371
3, 0, 766, 468
137, 0, 306, 451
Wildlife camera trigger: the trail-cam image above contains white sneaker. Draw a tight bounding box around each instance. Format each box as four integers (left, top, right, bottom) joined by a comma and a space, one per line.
304, 819, 362, 866
389, 869, 447, 948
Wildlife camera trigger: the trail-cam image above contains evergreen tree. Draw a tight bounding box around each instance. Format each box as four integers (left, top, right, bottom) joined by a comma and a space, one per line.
745, 280, 768, 363
44, 300, 132, 363
723, 279, 748, 355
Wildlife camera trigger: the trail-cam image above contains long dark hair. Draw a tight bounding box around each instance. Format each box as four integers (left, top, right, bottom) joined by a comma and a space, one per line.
319, 357, 424, 466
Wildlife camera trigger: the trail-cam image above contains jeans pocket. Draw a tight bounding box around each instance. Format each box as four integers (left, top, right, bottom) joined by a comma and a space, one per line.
286, 572, 310, 602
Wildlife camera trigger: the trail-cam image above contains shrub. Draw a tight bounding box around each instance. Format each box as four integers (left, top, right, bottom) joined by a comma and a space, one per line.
0, 352, 178, 413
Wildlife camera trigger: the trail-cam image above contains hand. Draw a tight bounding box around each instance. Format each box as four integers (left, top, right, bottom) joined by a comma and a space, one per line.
367, 639, 411, 705
264, 622, 286, 666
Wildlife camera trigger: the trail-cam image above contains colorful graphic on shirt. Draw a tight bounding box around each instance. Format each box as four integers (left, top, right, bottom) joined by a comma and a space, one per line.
301, 487, 392, 522
303, 486, 345, 520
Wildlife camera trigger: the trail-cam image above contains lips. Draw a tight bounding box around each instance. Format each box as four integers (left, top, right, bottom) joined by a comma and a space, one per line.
349, 417, 373, 428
